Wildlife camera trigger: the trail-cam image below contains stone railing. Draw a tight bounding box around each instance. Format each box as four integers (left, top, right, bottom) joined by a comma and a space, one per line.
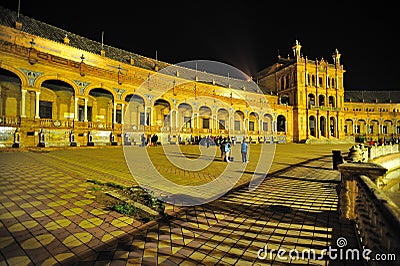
0, 115, 21, 126
356, 175, 400, 256
369, 144, 400, 160
337, 157, 400, 263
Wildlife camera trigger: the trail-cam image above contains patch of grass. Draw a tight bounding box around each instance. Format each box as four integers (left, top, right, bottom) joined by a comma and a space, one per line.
90, 186, 101, 191
88, 179, 104, 185
112, 203, 137, 216
106, 182, 125, 190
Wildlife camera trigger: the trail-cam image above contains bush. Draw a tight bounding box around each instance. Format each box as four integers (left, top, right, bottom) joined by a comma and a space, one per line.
112, 203, 137, 216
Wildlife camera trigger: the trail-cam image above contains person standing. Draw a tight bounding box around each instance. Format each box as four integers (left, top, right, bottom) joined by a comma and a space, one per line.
241, 140, 248, 163
224, 141, 231, 162
220, 140, 226, 159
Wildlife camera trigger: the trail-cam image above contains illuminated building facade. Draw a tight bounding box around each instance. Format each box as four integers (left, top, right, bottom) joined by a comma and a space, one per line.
0, 6, 399, 148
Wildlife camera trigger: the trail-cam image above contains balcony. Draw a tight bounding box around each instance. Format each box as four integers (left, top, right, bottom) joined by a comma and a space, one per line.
309, 105, 340, 111
0, 116, 21, 126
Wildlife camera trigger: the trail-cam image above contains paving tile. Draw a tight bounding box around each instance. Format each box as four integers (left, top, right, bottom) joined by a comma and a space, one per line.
0, 144, 362, 265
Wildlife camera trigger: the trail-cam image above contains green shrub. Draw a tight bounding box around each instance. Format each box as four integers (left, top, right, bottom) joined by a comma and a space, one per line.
112, 203, 137, 216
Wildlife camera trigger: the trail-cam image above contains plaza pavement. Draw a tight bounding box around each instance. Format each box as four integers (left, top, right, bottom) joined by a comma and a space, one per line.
0, 143, 364, 265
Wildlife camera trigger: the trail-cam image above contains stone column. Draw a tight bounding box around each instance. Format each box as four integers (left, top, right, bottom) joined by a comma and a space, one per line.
113, 102, 117, 124
149, 106, 153, 126
35, 91, 41, 119
144, 105, 147, 126
84, 98, 88, 122
175, 110, 179, 132
121, 103, 125, 125
170, 110, 173, 129
74, 97, 78, 121
21, 89, 27, 118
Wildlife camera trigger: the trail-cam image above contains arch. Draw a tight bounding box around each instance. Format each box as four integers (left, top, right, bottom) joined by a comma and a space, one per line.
344, 118, 353, 135
0, 68, 23, 117
369, 119, 379, 135
248, 112, 259, 132
41, 79, 76, 120
126, 94, 145, 104
217, 108, 229, 130
36, 75, 78, 96
199, 106, 212, 116
125, 94, 146, 128
309, 115, 316, 137
0, 64, 28, 87
124, 93, 145, 104
178, 103, 193, 130
277, 115, 286, 132
262, 113, 273, 133
233, 110, 245, 131
86, 85, 116, 100
199, 106, 212, 130
153, 98, 171, 127
89, 88, 114, 123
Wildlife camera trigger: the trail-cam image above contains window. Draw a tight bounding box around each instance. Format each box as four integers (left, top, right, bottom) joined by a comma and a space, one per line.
78, 106, 84, 121
286, 75, 290, 89
277, 115, 286, 132
319, 95, 325, 106
114, 109, 122, 124
39, 101, 52, 119
183, 116, 191, 128
319, 77, 323, 87
281, 95, 290, 105
369, 125, 374, 134
308, 94, 315, 106
202, 118, 209, 129
140, 112, 148, 125
344, 125, 347, 134
249, 121, 254, 131
329, 96, 335, 107
219, 119, 225, 129
263, 122, 268, 131
234, 120, 241, 131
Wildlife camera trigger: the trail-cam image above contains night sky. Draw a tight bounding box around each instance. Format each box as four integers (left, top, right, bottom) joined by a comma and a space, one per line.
1, 1, 398, 91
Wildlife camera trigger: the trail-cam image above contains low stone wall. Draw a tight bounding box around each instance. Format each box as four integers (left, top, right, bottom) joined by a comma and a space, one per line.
369, 144, 400, 161
356, 175, 400, 258
338, 162, 400, 264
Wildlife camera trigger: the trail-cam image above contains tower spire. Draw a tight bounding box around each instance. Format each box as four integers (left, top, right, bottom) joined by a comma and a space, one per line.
292, 40, 302, 61
333, 48, 341, 66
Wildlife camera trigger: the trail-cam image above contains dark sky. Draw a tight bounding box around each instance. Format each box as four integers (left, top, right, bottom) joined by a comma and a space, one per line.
1, 1, 398, 91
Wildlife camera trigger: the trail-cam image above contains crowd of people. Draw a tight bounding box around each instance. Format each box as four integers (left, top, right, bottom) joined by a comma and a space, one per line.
138, 134, 251, 163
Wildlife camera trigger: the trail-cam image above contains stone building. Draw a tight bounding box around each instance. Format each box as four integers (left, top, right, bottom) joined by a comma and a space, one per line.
0, 6, 399, 148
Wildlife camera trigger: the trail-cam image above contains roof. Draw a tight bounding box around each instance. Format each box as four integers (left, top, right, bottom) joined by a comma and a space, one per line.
344, 90, 400, 103
0, 5, 268, 95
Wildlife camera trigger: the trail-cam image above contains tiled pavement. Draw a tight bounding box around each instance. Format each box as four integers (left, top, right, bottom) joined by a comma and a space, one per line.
0, 144, 363, 265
